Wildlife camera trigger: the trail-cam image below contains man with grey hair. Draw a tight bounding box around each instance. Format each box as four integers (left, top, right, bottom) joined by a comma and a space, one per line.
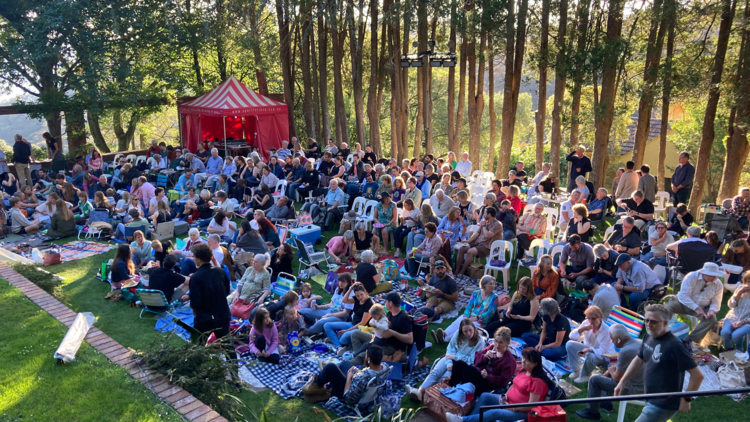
614, 253, 661, 311
286, 158, 305, 201
587, 188, 609, 221
207, 233, 224, 266
520, 297, 571, 360
575, 323, 644, 420
277, 140, 292, 160
666, 225, 705, 257
93, 174, 113, 196
582, 279, 619, 320
665, 262, 724, 346
604, 216, 641, 257
566, 146, 592, 192
12, 134, 32, 187
616, 190, 654, 230
455, 152, 472, 177
429, 188, 455, 219
199, 148, 224, 188
265, 196, 291, 220
591, 244, 620, 285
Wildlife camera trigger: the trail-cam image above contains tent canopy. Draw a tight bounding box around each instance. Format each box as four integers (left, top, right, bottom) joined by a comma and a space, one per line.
179, 76, 289, 158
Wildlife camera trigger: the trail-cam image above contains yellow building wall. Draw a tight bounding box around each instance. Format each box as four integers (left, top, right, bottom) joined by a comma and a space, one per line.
614, 129, 680, 181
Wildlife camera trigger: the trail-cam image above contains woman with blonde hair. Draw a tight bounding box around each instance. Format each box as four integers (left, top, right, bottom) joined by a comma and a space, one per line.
391, 176, 406, 203
433, 173, 454, 196
487, 277, 539, 337
48, 198, 76, 238
532, 255, 560, 300
93, 191, 112, 212
375, 174, 393, 198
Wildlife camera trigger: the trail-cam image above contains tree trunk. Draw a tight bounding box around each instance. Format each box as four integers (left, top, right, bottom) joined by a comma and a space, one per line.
414, 70, 424, 158
719, 0, 750, 200
276, 0, 297, 138
498, 0, 529, 177
535, 0, 550, 174
568, 0, 591, 148
658, 0, 676, 191
590, 0, 625, 188
399, 0, 412, 160
318, 15, 331, 141
367, 0, 383, 156
113, 109, 139, 152
86, 110, 111, 153
215, 0, 228, 81
45, 112, 63, 144
310, 28, 322, 141
185, 0, 204, 89
348, 0, 366, 147
466, 0, 486, 170
488, 33, 497, 173
300, 2, 316, 139
65, 109, 87, 155
455, 39, 467, 154
631, 0, 667, 167
447, 0, 458, 156
550, 0, 567, 182
246, 0, 267, 95
689, 0, 735, 214
330, 0, 349, 145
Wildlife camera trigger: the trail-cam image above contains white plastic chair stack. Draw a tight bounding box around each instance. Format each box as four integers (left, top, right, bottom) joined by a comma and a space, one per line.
351, 197, 368, 218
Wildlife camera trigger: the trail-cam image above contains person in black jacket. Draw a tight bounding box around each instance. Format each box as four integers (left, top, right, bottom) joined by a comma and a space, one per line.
565, 147, 593, 192
185, 243, 231, 342
296, 161, 320, 199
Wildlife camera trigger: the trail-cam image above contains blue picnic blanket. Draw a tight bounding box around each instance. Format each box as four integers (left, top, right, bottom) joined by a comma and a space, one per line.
155, 308, 193, 341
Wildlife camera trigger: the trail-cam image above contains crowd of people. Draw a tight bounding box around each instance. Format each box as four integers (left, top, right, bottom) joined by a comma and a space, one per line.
8, 133, 750, 422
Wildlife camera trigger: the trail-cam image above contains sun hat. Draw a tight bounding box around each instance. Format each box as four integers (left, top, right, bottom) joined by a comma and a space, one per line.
698, 262, 725, 277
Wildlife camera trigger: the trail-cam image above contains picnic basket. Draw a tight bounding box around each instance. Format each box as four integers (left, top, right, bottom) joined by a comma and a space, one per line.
423, 381, 472, 422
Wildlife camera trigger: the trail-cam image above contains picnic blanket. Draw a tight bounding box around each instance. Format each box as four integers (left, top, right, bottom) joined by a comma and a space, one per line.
154, 308, 194, 341
59, 241, 115, 262
684, 364, 746, 402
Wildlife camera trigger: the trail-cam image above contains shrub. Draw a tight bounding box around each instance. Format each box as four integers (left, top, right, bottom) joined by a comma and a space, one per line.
10, 263, 65, 300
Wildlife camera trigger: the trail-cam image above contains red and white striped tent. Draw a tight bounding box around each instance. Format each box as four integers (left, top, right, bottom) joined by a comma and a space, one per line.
179, 76, 289, 158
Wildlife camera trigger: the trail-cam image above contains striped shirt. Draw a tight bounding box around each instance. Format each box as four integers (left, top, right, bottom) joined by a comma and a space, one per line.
519, 212, 547, 237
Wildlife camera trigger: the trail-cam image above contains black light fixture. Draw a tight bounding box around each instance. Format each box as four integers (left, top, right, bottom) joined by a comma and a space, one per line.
411, 60, 424, 68
442, 60, 456, 68
430, 59, 442, 67
400, 57, 411, 68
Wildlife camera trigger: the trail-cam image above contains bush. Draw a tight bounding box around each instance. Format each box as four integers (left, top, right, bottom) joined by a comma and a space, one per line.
10, 263, 65, 300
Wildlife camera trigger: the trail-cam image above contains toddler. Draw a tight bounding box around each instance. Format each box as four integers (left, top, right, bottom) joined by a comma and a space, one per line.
278, 305, 309, 354
368, 304, 390, 347
297, 282, 322, 310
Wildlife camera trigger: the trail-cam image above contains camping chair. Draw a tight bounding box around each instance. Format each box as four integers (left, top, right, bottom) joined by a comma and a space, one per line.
704, 212, 742, 244
604, 306, 644, 338
78, 210, 112, 240
514, 238, 550, 283
123, 222, 149, 242
389, 343, 419, 381
156, 173, 169, 188
153, 221, 175, 241
484, 240, 514, 291
135, 288, 182, 318
293, 237, 331, 278
270, 271, 294, 299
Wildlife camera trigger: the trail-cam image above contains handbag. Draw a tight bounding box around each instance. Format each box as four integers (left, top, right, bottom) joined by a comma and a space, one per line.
43, 251, 62, 266
718, 361, 746, 389
528, 405, 567, 422
231, 297, 255, 320
324, 271, 339, 294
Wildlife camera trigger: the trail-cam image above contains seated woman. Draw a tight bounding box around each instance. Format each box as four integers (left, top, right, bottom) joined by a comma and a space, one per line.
194, 189, 215, 227
405, 203, 439, 253
356, 250, 392, 295
233, 220, 270, 255
721, 273, 750, 351
406, 222, 443, 277
110, 244, 135, 289
228, 253, 272, 310
446, 348, 554, 422
303, 274, 354, 334
326, 230, 354, 264
565, 204, 592, 243
127, 194, 145, 218
391, 176, 406, 204
130, 230, 153, 269
93, 191, 113, 213
269, 243, 293, 283
486, 276, 540, 338
407, 318, 487, 402
372, 192, 398, 252
47, 198, 77, 239
150, 199, 172, 234
352, 221, 380, 261
302, 344, 391, 404
323, 282, 374, 353
722, 239, 750, 286
19, 186, 40, 215
434, 276, 498, 343
565, 305, 614, 384
257, 214, 280, 249
8, 197, 41, 234
248, 308, 280, 364
521, 298, 570, 360
1, 172, 19, 197
89, 148, 104, 176
446, 327, 516, 399
433, 173, 454, 197
531, 255, 560, 301
508, 185, 523, 215
437, 206, 465, 250
33, 192, 61, 221
641, 221, 674, 266
207, 211, 232, 243
168, 228, 206, 275
393, 198, 419, 257
246, 183, 274, 214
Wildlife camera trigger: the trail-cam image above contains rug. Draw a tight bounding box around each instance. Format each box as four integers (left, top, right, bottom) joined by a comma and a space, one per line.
684, 364, 746, 402
58, 241, 115, 262
155, 308, 194, 341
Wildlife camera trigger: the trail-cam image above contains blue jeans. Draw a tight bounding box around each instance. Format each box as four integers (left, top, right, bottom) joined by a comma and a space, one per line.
299, 308, 331, 321
308, 316, 347, 334
635, 403, 677, 422
721, 319, 750, 351
641, 251, 667, 267
406, 253, 426, 277
521, 333, 567, 360
132, 255, 153, 267
739, 216, 749, 229
621, 289, 652, 312
406, 232, 425, 254
592, 274, 616, 285
503, 230, 516, 241
181, 258, 197, 276
324, 321, 354, 347
288, 183, 302, 201
460, 393, 528, 422
197, 218, 211, 228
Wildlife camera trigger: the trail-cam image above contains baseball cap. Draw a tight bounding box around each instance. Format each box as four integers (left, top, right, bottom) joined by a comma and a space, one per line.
614, 253, 632, 266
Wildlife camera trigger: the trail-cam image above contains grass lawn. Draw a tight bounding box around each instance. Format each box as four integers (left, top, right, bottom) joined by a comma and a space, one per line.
4, 213, 748, 421
0, 279, 182, 422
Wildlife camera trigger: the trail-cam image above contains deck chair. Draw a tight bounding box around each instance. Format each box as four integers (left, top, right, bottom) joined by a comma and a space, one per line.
293, 237, 330, 278
78, 210, 112, 240
389, 343, 419, 381
271, 272, 296, 299
123, 222, 149, 241
156, 174, 169, 188
153, 220, 175, 241
135, 288, 181, 318
484, 240, 514, 291
604, 306, 644, 338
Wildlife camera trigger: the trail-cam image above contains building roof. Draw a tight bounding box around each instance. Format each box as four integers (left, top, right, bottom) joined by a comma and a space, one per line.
619, 111, 670, 155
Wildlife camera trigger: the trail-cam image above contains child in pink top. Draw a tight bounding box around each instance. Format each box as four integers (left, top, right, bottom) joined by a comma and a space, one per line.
249, 308, 280, 364
297, 282, 322, 310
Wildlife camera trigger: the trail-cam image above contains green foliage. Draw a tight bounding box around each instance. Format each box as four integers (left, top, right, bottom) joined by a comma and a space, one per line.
10, 263, 65, 300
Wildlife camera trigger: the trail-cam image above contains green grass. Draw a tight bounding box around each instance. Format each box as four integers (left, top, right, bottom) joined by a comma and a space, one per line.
3, 213, 749, 421
0, 279, 181, 422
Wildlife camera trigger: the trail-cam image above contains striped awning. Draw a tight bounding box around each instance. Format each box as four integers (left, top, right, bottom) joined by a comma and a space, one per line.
179, 76, 287, 116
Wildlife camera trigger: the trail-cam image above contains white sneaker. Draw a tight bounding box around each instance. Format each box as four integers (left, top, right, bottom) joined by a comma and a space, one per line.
573, 376, 590, 384
336, 346, 348, 357
446, 413, 464, 422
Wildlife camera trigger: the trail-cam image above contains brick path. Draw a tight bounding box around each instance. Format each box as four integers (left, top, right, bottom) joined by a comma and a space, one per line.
0, 262, 227, 422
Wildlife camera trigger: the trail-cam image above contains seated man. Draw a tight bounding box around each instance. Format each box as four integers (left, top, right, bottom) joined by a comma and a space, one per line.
8, 197, 42, 234
575, 323, 643, 420
582, 279, 620, 320
266, 195, 291, 220
616, 190, 653, 230
348, 292, 413, 365
148, 187, 170, 216
147, 255, 190, 303
665, 262, 724, 347
301, 179, 345, 231
417, 259, 459, 322
665, 226, 717, 275
587, 188, 609, 221
214, 190, 235, 219
516, 203, 548, 259
614, 254, 661, 311
116, 208, 150, 239
456, 207, 503, 275
559, 234, 595, 290
604, 216, 641, 257
667, 203, 693, 237
429, 189, 455, 219
591, 244, 620, 285
729, 187, 750, 229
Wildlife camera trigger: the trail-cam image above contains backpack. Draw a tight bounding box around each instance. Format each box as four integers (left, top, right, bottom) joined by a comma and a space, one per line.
381, 259, 399, 282
559, 295, 587, 323
408, 308, 429, 351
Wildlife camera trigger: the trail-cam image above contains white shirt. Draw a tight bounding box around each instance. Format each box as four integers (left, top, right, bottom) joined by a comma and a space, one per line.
649, 230, 674, 255
569, 319, 616, 359
560, 200, 574, 225
148, 196, 169, 212
528, 171, 549, 195
677, 271, 723, 312
429, 195, 456, 219
217, 199, 235, 215
209, 218, 230, 235
455, 159, 472, 177
212, 246, 225, 266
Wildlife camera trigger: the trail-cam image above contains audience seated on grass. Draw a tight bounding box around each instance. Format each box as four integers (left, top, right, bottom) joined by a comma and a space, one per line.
348, 292, 413, 366
147, 255, 189, 304
303, 274, 355, 333
416, 259, 458, 323
434, 276, 498, 344
665, 262, 724, 348
324, 282, 373, 353
604, 216, 641, 257
110, 243, 135, 289
581, 279, 620, 320
228, 252, 271, 312
187, 243, 231, 342
521, 297, 570, 360
9, 197, 41, 234
566, 305, 615, 384
486, 276, 539, 337
47, 198, 77, 239
642, 221, 673, 266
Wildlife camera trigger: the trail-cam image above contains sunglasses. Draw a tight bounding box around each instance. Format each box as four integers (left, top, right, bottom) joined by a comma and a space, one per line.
644, 318, 666, 325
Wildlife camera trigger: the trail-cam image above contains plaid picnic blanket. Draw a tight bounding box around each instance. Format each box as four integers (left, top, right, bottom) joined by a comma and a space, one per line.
58, 241, 115, 262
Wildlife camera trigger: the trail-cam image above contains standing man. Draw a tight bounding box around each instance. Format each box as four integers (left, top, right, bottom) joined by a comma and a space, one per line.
615, 161, 639, 205
12, 134, 32, 187
455, 152, 472, 177
665, 262, 724, 347
614, 304, 703, 422
670, 151, 695, 207
637, 165, 658, 203
566, 146, 592, 192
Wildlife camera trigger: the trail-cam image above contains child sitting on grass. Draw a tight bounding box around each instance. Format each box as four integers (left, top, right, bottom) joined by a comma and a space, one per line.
297, 282, 323, 311
368, 304, 390, 348
277, 305, 309, 354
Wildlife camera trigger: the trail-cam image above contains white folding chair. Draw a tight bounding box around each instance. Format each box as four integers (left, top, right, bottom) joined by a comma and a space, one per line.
653, 191, 670, 219
514, 239, 550, 283
471, 195, 485, 209
523, 203, 535, 216
351, 196, 368, 217
356, 200, 379, 230
471, 170, 485, 178
549, 244, 566, 286
484, 240, 514, 291
346, 154, 354, 164
135, 156, 146, 167
603, 225, 616, 243
125, 154, 137, 164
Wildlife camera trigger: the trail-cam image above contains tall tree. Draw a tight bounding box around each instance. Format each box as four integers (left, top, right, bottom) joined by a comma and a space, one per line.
631, 0, 668, 167
454, 39, 468, 153
318, 14, 332, 141
498, 0, 529, 176
466, 1, 486, 169
447, 0, 459, 156
417, 0, 429, 156
658, 0, 676, 191
300, 1, 317, 139
367, 0, 388, 156
535, 0, 551, 173
689, 0, 735, 214
329, 0, 349, 145
590, 0, 625, 188
719, 0, 750, 200
276, 0, 297, 138
488, 33, 497, 173
549, 0, 568, 181
348, 0, 366, 146
568, 0, 592, 148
